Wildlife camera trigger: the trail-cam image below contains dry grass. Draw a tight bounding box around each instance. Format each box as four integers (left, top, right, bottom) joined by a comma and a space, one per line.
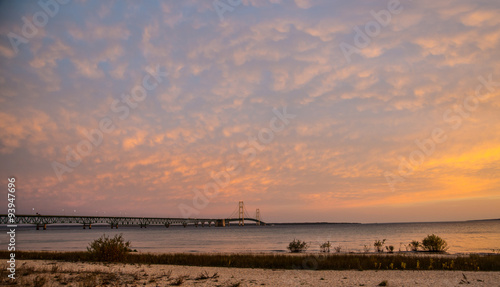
1, 250, 499, 271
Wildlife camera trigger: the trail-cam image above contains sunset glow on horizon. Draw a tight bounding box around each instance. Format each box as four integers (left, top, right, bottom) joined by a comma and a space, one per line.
1, 0, 499, 223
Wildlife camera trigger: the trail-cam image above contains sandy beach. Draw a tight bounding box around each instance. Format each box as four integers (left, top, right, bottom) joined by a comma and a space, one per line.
2, 260, 499, 286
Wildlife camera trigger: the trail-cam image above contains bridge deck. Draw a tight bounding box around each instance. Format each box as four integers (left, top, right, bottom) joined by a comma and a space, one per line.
0, 214, 265, 228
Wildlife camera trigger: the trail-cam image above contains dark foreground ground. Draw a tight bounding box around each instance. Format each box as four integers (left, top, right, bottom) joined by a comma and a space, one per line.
1, 259, 500, 286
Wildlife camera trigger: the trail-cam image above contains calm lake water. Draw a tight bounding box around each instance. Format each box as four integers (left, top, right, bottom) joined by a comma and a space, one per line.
2, 220, 499, 254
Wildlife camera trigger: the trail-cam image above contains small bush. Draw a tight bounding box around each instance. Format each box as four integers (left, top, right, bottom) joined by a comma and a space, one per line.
422, 234, 448, 252
363, 245, 370, 253
385, 245, 394, 253
378, 280, 388, 286
33, 276, 47, 287
374, 239, 386, 253
171, 275, 189, 285
409, 240, 420, 251
195, 271, 217, 280
320, 241, 331, 253
195, 271, 209, 280
334, 245, 342, 253
87, 234, 131, 262
287, 239, 309, 253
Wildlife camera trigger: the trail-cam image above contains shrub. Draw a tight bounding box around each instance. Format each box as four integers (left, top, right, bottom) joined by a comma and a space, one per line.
320, 241, 331, 253
409, 240, 420, 251
171, 275, 189, 286
422, 234, 448, 252
363, 245, 370, 253
385, 245, 394, 253
33, 276, 47, 287
195, 271, 210, 280
334, 245, 342, 253
87, 234, 131, 262
287, 239, 309, 253
374, 239, 386, 253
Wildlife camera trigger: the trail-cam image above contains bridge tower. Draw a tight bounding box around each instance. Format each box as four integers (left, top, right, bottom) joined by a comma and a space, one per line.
256, 209, 260, 226
238, 201, 244, 226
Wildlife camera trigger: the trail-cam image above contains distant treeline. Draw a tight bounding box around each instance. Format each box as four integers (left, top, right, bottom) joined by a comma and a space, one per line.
269, 222, 361, 225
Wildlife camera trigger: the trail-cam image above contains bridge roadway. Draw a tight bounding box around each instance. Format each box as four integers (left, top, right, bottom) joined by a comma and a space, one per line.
0, 215, 264, 229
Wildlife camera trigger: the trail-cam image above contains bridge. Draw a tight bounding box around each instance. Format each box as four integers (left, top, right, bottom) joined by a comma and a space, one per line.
0, 201, 265, 230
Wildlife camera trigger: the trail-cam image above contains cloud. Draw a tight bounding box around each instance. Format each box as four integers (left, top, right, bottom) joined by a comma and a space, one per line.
0, 0, 499, 222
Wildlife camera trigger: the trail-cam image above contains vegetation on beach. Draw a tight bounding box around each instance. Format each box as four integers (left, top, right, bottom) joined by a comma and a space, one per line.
1, 233, 493, 274
421, 234, 449, 252
287, 239, 309, 253
2, 250, 499, 271
409, 240, 421, 251
367, 235, 449, 254
87, 234, 131, 262
319, 241, 331, 253
374, 239, 386, 253
404, 234, 449, 253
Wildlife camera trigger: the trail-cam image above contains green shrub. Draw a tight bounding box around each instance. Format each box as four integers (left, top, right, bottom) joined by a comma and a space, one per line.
374, 239, 386, 253
320, 241, 331, 253
422, 234, 448, 252
287, 239, 309, 253
385, 245, 394, 253
409, 240, 420, 251
87, 234, 131, 262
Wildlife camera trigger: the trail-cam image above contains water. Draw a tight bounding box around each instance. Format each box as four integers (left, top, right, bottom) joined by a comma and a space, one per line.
2, 220, 499, 254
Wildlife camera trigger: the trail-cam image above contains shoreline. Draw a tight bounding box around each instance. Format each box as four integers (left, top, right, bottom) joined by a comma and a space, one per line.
6, 249, 500, 257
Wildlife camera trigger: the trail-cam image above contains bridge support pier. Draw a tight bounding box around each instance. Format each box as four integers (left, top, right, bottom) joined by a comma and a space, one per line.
165, 223, 170, 228
183, 222, 187, 228
83, 223, 92, 229
36, 223, 47, 230
140, 223, 148, 228
110, 223, 118, 229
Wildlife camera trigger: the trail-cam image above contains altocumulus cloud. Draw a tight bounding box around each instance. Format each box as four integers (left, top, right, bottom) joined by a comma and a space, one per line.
0, 0, 499, 223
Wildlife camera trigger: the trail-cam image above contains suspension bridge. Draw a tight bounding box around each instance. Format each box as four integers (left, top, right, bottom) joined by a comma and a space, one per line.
0, 201, 265, 230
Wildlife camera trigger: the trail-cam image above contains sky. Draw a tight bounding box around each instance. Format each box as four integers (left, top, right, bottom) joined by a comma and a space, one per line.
0, 0, 499, 223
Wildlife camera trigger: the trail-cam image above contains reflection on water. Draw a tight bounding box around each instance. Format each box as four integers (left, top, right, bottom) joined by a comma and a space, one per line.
2, 220, 499, 254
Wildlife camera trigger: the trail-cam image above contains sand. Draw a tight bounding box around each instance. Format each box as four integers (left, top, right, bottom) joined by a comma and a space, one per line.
2, 260, 499, 286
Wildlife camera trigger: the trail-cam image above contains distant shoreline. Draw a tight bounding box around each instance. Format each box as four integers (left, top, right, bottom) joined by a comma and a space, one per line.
1, 218, 498, 228
270, 218, 500, 225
